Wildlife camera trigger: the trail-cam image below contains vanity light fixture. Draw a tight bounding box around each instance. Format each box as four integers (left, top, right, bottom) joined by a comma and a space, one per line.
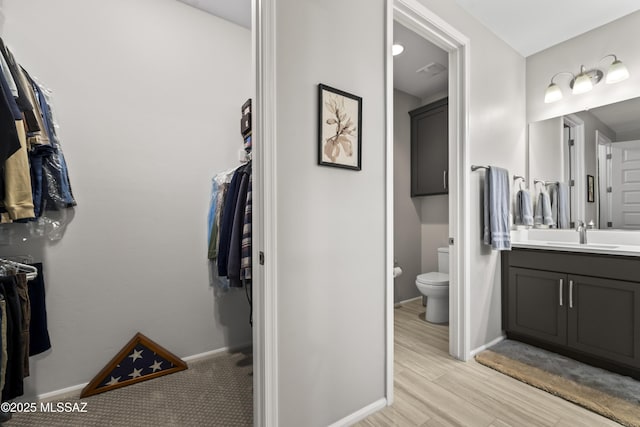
392, 44, 404, 56
543, 54, 630, 103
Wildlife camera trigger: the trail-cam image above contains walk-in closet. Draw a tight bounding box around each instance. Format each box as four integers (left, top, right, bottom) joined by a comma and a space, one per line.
0, 0, 255, 425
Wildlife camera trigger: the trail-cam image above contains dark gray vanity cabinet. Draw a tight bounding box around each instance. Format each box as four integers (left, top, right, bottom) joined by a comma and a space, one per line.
409, 98, 448, 197
507, 268, 567, 346
567, 275, 640, 368
502, 248, 640, 378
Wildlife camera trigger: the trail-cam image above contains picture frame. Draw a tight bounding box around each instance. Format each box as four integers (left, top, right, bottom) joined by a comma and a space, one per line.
587, 174, 595, 203
318, 84, 362, 170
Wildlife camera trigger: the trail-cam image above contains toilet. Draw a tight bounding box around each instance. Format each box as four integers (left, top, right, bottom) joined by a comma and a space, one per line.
415, 247, 449, 323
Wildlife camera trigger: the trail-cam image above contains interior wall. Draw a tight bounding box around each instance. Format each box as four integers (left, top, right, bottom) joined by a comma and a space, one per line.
393, 89, 421, 303
528, 117, 564, 185
527, 10, 640, 123
1, 0, 252, 398
420, 195, 448, 273
416, 0, 527, 352
274, 0, 386, 425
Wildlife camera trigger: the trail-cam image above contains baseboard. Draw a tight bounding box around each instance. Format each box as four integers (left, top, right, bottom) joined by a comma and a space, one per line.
34, 343, 253, 402
37, 383, 87, 402
470, 335, 506, 357
183, 341, 252, 363
327, 398, 387, 427
394, 296, 422, 307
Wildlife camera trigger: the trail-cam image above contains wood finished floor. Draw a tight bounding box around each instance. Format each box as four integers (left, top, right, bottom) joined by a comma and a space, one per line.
356, 298, 622, 427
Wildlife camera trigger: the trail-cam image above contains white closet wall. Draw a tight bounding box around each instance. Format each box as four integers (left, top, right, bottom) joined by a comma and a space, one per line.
1, 0, 251, 398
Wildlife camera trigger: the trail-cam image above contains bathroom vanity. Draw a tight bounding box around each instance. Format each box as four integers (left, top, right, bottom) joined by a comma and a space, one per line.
502, 241, 640, 379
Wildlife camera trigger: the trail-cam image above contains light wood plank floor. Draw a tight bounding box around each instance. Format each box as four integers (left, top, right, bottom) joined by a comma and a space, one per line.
356, 298, 622, 427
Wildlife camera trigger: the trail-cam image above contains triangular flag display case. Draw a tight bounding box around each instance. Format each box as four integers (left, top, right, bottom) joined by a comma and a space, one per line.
80, 332, 188, 398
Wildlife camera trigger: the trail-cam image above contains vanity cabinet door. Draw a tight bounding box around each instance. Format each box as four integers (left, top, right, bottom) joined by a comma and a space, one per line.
567, 275, 640, 368
508, 268, 567, 345
410, 98, 448, 197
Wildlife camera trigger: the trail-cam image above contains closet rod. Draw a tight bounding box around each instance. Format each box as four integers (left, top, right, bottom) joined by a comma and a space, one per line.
0, 259, 37, 280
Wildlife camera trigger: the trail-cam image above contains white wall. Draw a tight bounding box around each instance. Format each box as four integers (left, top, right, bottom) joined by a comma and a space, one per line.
393, 90, 421, 303
274, 0, 386, 425
1, 0, 252, 398
527, 10, 640, 123
417, 0, 527, 351
420, 195, 448, 273
529, 117, 564, 185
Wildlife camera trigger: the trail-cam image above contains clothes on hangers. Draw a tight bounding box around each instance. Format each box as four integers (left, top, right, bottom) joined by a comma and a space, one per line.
0, 37, 76, 223
0, 259, 49, 403
209, 161, 252, 289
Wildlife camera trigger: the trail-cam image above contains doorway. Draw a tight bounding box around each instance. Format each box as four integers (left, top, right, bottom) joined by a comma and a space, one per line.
385, 0, 470, 404
391, 15, 450, 347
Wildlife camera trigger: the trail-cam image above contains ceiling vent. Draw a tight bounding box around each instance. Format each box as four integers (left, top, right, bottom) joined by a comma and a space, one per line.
416, 62, 447, 79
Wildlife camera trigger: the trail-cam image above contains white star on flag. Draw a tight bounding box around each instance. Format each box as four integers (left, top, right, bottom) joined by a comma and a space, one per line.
129, 349, 143, 362
105, 376, 121, 386
150, 360, 163, 372
129, 368, 143, 379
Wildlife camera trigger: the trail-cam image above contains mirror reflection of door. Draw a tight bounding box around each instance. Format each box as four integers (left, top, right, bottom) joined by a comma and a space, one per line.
609, 140, 640, 229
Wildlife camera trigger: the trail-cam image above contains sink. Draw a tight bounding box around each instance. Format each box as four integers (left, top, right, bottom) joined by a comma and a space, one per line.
544, 242, 619, 249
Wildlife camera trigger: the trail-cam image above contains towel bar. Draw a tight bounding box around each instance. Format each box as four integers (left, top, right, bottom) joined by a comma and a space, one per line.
534, 179, 559, 186
471, 165, 489, 171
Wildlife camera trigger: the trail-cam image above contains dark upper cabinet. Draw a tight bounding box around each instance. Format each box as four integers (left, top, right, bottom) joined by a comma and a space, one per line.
409, 98, 448, 197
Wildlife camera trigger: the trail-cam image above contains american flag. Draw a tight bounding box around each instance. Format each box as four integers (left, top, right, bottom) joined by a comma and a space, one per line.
98, 342, 177, 388
81, 333, 187, 398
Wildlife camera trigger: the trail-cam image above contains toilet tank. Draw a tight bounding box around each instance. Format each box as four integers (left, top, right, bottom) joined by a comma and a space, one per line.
437, 246, 449, 273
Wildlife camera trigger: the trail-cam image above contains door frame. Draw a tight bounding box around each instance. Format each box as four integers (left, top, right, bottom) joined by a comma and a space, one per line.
386, 0, 471, 404
564, 114, 586, 225
253, 0, 278, 425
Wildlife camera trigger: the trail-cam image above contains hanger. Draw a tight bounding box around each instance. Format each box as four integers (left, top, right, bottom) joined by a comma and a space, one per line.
0, 258, 37, 280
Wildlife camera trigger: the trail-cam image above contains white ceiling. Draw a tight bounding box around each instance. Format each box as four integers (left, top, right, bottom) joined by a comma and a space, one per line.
589, 97, 640, 136
176, 0, 251, 29
455, 0, 640, 57
393, 21, 448, 100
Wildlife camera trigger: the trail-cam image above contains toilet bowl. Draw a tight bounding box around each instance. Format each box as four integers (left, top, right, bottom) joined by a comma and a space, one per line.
415, 247, 449, 323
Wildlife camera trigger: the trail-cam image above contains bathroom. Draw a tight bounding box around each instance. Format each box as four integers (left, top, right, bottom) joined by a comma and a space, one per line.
392, 20, 450, 333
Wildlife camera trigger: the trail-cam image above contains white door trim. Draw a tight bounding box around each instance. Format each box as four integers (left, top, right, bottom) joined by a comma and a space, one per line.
386, 0, 471, 403
564, 114, 585, 224
253, 0, 278, 425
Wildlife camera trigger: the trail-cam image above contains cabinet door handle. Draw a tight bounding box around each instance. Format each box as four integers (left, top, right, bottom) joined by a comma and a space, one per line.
569, 280, 574, 308
559, 279, 563, 307
443, 170, 448, 190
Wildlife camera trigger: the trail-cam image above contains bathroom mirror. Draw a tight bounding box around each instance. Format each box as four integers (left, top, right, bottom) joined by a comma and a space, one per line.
528, 96, 640, 229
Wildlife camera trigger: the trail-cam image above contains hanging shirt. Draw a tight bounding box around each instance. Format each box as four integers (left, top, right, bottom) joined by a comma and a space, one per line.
240, 174, 252, 282
217, 164, 247, 278
227, 163, 251, 287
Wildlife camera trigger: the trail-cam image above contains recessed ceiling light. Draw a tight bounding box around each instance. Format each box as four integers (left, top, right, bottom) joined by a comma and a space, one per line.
392, 44, 405, 56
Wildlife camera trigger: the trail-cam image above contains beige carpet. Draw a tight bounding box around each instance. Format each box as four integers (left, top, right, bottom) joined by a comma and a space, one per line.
5, 348, 252, 426
476, 341, 640, 427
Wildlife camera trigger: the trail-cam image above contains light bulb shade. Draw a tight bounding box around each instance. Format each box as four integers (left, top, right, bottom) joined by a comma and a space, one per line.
605, 59, 629, 84
392, 44, 404, 56
544, 82, 563, 103
572, 73, 593, 94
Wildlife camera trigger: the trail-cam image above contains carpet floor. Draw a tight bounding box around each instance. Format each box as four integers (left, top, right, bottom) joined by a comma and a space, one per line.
476, 340, 640, 427
4, 348, 253, 426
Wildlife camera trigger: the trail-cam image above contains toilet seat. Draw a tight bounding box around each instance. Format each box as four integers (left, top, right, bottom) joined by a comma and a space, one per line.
416, 272, 449, 286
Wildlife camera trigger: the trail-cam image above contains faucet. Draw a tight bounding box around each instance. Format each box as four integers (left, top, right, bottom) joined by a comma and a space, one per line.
576, 220, 587, 244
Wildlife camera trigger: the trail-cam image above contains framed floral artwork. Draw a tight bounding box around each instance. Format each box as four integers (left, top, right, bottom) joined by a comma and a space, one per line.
318, 84, 362, 170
